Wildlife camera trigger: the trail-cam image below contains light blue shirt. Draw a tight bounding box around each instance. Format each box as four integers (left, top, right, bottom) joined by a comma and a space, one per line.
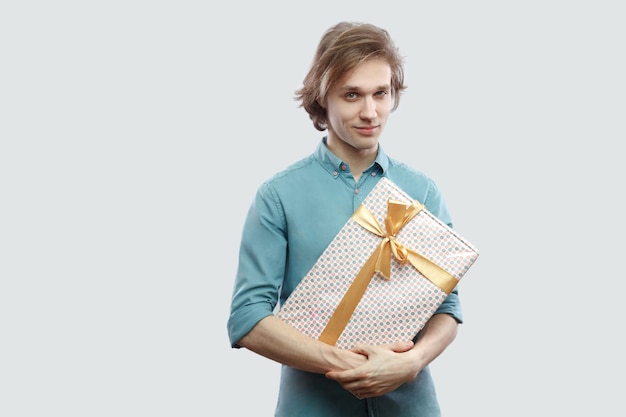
228, 138, 463, 417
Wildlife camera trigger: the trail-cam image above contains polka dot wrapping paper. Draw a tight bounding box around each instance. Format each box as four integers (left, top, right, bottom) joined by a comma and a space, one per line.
276, 177, 479, 350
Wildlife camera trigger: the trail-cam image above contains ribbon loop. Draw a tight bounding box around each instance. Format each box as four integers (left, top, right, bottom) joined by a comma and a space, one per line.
389, 237, 409, 264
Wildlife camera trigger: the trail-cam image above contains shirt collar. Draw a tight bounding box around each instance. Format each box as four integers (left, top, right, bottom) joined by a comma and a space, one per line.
314, 136, 389, 176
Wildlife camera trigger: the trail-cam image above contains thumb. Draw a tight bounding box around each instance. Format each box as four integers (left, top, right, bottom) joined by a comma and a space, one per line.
350, 340, 414, 356
385, 340, 414, 353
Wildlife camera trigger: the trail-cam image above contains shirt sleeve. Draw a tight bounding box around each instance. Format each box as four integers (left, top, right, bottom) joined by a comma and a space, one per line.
227, 183, 287, 347
433, 287, 463, 324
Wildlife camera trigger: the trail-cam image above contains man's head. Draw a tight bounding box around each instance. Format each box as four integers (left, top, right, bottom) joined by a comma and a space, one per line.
295, 22, 407, 132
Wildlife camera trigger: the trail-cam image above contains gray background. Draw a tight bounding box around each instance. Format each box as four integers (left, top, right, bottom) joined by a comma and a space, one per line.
2, 1, 624, 416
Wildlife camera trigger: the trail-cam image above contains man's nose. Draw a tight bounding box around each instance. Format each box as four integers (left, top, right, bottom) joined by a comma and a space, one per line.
360, 97, 377, 119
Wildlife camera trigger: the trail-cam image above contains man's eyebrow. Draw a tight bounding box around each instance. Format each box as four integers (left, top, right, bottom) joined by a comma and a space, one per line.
338, 84, 391, 92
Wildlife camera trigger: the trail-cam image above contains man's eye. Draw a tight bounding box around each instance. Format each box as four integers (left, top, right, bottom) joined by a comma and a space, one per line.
345, 92, 358, 99
375, 91, 388, 97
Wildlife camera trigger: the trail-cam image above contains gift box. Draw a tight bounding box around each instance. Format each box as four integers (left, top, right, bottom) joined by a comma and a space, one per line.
276, 177, 479, 350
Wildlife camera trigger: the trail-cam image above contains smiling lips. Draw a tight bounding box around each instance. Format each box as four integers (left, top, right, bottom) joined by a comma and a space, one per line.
356, 125, 379, 135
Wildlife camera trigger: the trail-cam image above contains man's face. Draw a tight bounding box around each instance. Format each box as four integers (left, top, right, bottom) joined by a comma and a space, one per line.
325, 59, 393, 154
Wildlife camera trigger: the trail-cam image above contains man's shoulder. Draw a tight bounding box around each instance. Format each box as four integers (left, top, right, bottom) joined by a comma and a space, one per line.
271, 154, 316, 179
259, 154, 318, 192
384, 157, 441, 202
386, 157, 435, 185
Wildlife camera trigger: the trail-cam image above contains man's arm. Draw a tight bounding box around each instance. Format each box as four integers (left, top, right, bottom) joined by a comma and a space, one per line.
237, 315, 369, 374
325, 313, 459, 398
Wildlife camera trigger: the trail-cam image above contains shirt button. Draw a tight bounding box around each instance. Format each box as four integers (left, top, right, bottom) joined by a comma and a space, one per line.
355, 188, 359, 194
371, 171, 376, 176
341, 165, 347, 171
333, 170, 338, 176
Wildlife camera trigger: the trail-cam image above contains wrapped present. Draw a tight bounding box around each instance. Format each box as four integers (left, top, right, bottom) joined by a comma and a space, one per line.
276, 177, 479, 349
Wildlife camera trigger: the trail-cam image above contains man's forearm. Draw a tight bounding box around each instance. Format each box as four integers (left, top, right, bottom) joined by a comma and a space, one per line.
409, 313, 459, 371
238, 315, 367, 374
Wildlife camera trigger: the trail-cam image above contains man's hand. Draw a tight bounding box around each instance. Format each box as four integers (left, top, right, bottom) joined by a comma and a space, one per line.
325, 340, 418, 399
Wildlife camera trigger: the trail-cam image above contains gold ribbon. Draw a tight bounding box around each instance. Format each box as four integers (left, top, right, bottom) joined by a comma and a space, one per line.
318, 199, 458, 346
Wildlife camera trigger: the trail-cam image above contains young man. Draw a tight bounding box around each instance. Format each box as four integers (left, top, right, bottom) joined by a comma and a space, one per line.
227, 21, 462, 416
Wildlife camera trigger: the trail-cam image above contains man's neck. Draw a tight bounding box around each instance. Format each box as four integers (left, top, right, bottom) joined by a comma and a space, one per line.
325, 138, 377, 182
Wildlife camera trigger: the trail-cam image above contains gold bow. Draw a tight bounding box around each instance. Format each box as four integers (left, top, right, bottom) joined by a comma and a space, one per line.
318, 199, 458, 346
